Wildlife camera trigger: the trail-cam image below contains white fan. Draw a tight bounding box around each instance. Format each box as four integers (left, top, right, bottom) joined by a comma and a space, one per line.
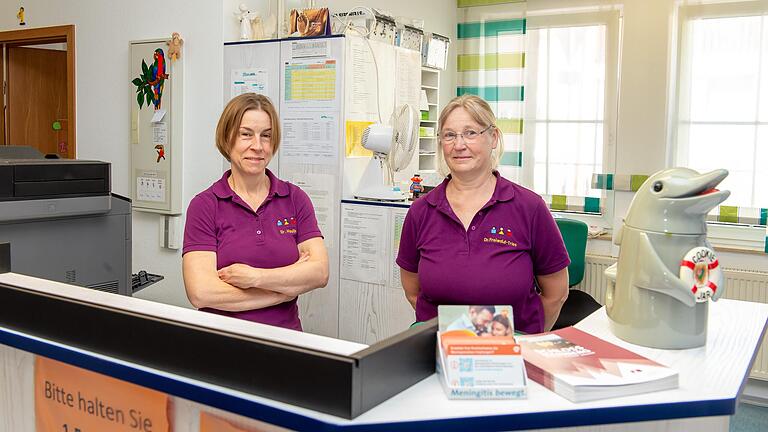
354, 104, 419, 201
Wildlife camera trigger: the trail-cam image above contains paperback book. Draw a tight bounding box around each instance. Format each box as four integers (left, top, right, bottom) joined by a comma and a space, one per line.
516, 327, 678, 402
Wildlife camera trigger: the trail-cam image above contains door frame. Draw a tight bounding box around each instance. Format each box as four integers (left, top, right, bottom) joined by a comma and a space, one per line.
0, 25, 75, 155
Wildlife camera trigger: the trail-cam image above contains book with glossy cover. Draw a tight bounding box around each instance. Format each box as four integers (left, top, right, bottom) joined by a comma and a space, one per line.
516, 327, 678, 402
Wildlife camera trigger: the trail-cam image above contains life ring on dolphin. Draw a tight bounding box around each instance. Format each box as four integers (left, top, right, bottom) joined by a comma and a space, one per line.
679, 246, 722, 303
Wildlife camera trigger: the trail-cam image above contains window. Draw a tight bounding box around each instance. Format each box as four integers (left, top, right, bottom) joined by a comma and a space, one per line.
675, 3, 768, 210
497, 10, 619, 215
671, 1, 768, 250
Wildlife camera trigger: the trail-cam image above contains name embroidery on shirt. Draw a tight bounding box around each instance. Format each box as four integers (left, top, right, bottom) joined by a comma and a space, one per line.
276, 216, 297, 235
483, 226, 517, 247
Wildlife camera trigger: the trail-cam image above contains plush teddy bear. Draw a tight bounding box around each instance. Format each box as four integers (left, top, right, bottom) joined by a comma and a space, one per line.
167, 32, 183, 62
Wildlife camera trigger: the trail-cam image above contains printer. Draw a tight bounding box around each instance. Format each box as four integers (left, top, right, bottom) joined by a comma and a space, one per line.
0, 153, 132, 295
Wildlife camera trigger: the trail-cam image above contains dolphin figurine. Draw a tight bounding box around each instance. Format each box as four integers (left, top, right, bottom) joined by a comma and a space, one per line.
605, 168, 730, 349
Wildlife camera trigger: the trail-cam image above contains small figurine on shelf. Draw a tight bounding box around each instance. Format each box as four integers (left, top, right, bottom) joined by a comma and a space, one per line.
166, 32, 183, 62
409, 174, 424, 200
235, 3, 257, 41
17, 7, 25, 26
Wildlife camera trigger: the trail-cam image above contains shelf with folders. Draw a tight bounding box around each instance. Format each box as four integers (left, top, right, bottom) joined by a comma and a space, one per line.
419, 67, 440, 173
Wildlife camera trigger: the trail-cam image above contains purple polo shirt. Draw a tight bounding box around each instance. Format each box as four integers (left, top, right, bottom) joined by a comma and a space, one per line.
183, 169, 322, 331
396, 173, 570, 334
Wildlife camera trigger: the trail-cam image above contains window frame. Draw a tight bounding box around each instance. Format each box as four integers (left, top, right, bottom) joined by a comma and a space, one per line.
524, 8, 621, 231
671, 0, 768, 251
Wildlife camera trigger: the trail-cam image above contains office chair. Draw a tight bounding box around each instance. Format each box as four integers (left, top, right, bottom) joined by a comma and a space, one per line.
552, 218, 602, 330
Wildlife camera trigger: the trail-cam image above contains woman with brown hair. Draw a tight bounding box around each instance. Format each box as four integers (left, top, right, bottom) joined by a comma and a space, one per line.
182, 93, 328, 331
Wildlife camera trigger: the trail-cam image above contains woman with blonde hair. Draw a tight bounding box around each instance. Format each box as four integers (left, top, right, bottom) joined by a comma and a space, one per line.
396, 95, 569, 333
182, 93, 328, 331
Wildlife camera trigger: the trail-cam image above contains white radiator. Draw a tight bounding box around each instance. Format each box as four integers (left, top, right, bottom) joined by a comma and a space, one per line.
577, 255, 768, 381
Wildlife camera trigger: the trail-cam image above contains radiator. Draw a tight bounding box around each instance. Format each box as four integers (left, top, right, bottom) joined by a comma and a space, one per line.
577, 255, 768, 381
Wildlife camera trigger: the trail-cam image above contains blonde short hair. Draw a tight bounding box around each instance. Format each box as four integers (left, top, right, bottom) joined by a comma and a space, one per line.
215, 93, 281, 161
436, 94, 504, 177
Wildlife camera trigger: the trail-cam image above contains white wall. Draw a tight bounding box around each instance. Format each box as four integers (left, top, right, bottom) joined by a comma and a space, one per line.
0, 0, 224, 308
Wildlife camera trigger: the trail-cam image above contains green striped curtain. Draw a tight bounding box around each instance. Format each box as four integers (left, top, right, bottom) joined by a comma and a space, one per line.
457, 1, 527, 178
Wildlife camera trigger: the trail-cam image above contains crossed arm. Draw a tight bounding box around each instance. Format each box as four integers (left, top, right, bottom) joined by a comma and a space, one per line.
182, 237, 329, 312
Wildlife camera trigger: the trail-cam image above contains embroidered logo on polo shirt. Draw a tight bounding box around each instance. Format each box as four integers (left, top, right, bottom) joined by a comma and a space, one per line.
277, 216, 297, 235
484, 226, 517, 247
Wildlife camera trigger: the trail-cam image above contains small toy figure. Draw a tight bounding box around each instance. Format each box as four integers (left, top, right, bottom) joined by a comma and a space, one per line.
166, 32, 183, 62
155, 144, 165, 163
409, 174, 424, 200
235, 3, 258, 41
17, 7, 25, 26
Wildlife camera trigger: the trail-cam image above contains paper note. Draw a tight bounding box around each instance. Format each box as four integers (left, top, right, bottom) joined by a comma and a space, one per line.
340, 204, 388, 284
231, 68, 268, 98
152, 122, 168, 146
137, 175, 166, 202
150, 109, 166, 123
390, 208, 408, 290
281, 113, 338, 166
34, 356, 169, 432
346, 36, 379, 120
291, 39, 330, 59
345, 120, 375, 157
284, 172, 336, 250
395, 47, 422, 109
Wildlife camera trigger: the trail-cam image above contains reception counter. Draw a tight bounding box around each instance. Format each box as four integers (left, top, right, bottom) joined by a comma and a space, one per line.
1, 271, 766, 431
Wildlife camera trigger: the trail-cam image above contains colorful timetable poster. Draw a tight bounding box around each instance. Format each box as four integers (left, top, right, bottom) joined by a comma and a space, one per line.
34, 356, 169, 432
284, 60, 336, 101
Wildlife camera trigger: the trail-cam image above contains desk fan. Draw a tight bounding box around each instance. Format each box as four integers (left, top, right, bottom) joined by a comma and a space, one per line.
355, 104, 419, 201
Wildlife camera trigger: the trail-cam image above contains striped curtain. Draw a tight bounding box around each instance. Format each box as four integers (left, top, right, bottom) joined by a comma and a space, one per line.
457, 0, 527, 180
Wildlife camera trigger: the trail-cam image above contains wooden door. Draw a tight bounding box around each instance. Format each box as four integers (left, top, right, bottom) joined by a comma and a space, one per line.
7, 46, 68, 157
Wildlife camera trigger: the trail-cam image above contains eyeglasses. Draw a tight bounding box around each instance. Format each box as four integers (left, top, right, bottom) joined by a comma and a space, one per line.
438, 124, 494, 144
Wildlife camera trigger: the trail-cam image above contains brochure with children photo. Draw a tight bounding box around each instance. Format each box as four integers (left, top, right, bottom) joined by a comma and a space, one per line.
438, 305, 514, 337
436, 305, 527, 400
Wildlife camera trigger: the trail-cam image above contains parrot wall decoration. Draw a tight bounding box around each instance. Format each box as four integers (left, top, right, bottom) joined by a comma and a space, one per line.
132, 48, 170, 110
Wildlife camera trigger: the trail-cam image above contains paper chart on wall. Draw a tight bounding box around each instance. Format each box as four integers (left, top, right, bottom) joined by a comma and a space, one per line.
290, 39, 331, 59
152, 122, 168, 146
284, 172, 336, 250
136, 175, 166, 203
281, 113, 339, 166
395, 47, 422, 109
389, 208, 408, 290
340, 205, 389, 285
283, 59, 338, 109
345, 35, 395, 122
231, 68, 268, 99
